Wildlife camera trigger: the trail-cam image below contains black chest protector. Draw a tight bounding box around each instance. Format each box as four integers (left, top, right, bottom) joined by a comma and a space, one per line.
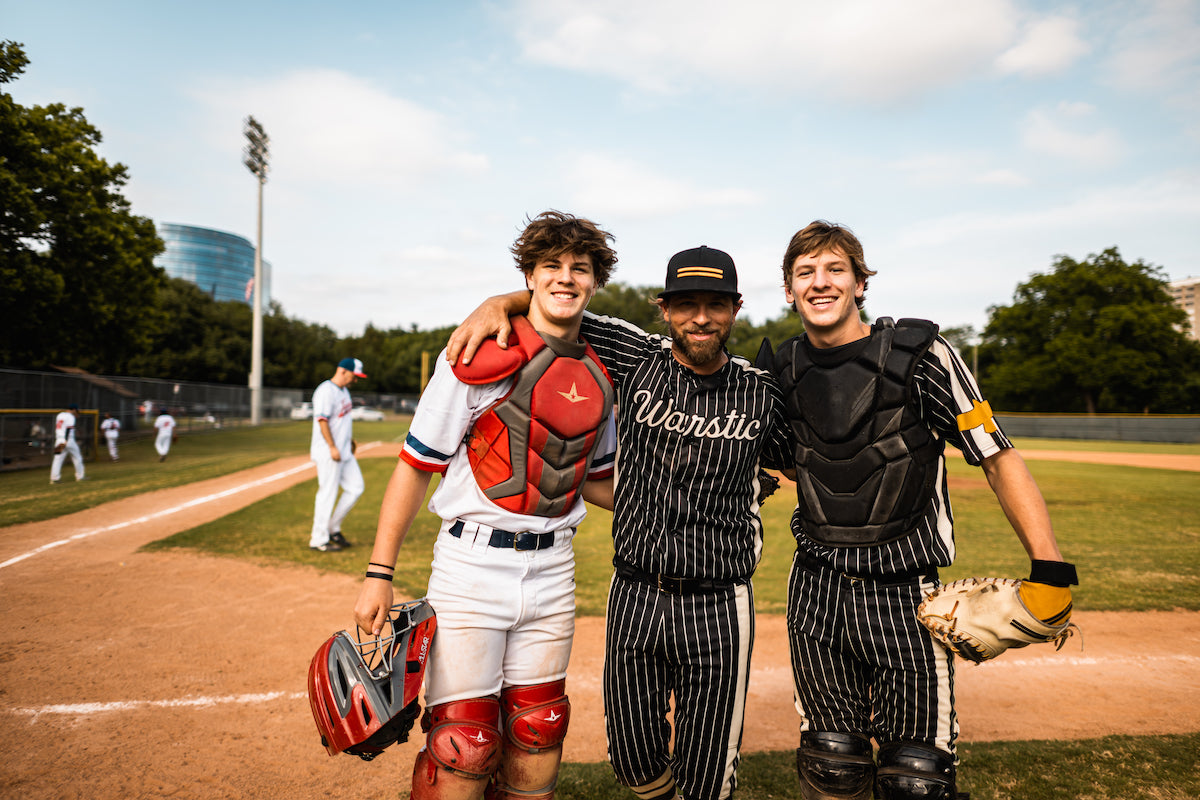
774, 318, 943, 547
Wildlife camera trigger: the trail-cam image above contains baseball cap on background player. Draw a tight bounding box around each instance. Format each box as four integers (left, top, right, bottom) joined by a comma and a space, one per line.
658, 246, 741, 301
338, 357, 368, 378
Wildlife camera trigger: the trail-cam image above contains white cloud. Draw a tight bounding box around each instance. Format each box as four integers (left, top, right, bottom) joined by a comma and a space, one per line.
1104, 0, 1200, 92
978, 169, 1031, 187
996, 15, 1089, 76
192, 69, 489, 188
891, 152, 1031, 187
565, 153, 760, 217
1020, 102, 1124, 165
867, 170, 1200, 329
510, 0, 1024, 103
894, 171, 1200, 249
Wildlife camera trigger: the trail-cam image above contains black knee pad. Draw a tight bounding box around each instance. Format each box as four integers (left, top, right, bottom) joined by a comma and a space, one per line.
795, 731, 874, 800
875, 741, 956, 800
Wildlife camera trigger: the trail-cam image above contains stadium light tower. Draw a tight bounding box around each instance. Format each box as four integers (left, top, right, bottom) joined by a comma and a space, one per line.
243, 116, 269, 425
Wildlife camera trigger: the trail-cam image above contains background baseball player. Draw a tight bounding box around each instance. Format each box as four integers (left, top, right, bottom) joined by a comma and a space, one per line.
153, 407, 176, 462
354, 211, 618, 800
100, 411, 121, 461
768, 220, 1077, 799
309, 357, 367, 552
449, 246, 793, 800
50, 403, 86, 483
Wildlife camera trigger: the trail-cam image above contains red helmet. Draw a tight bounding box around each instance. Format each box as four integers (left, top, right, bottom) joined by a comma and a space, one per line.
307, 599, 437, 761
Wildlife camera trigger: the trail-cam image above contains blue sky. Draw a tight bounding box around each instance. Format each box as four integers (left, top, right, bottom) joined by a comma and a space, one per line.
6, 0, 1199, 337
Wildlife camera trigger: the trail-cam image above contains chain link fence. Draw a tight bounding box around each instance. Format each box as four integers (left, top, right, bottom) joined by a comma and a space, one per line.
0, 368, 301, 472
0, 368, 419, 473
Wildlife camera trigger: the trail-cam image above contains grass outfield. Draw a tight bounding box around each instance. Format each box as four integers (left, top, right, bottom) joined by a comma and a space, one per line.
557, 732, 1200, 800
9, 419, 1199, 611
140, 430, 1200, 614
0, 418, 413, 529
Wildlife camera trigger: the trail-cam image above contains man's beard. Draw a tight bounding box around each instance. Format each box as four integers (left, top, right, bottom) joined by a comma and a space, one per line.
670, 323, 730, 368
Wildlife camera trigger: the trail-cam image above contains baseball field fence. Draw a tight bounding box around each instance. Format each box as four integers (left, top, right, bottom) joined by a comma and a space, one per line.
0, 368, 418, 473
0, 368, 302, 473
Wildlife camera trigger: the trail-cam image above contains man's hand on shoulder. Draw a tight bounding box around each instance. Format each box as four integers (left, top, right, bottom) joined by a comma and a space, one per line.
445, 291, 529, 365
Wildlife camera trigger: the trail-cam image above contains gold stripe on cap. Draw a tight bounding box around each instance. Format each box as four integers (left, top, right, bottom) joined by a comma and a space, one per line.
676, 267, 725, 278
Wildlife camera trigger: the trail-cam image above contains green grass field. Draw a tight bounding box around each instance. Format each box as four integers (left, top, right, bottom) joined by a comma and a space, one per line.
130, 426, 1200, 615
6, 420, 1199, 798
558, 732, 1200, 800
0, 419, 355, 528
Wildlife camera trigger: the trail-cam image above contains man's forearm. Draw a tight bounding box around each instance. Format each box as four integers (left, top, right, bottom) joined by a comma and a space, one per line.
498, 289, 531, 315
981, 447, 1063, 561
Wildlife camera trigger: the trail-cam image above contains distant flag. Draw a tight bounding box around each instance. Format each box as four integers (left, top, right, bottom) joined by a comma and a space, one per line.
245, 277, 254, 302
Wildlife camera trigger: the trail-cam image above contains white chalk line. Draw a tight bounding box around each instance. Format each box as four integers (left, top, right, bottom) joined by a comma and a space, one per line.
0, 442, 396, 571
967, 653, 1200, 669
9, 654, 1199, 722
9, 691, 308, 722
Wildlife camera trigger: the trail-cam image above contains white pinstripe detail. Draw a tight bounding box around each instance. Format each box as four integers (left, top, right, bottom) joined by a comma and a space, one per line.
717, 584, 754, 800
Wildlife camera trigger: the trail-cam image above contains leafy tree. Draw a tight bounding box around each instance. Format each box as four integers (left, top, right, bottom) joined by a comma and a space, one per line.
263, 303, 341, 389
129, 278, 250, 383
729, 310, 808, 363
939, 324, 978, 355
341, 323, 457, 394
588, 281, 664, 333
979, 248, 1199, 413
585, 282, 812, 364
0, 41, 164, 372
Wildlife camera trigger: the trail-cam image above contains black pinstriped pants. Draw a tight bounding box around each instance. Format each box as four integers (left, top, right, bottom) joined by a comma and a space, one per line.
786, 555, 959, 755
603, 575, 754, 800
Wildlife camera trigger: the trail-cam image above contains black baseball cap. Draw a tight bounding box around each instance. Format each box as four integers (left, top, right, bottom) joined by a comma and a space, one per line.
658, 246, 741, 301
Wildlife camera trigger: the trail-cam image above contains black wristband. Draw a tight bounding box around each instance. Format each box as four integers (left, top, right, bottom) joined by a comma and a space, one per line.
368, 561, 395, 571
1029, 560, 1078, 587
365, 571, 394, 582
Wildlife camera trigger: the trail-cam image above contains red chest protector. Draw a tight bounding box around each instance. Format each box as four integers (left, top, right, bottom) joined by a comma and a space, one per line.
452, 316, 614, 518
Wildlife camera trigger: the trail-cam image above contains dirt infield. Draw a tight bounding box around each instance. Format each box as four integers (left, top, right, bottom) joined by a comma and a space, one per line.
1, 448, 1197, 800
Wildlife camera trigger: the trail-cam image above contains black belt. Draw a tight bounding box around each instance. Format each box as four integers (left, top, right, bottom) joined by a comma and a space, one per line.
448, 520, 555, 551
613, 558, 744, 596
795, 550, 937, 586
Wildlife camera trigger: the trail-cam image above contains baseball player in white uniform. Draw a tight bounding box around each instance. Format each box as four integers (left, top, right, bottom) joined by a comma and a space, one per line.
50, 404, 86, 483
354, 211, 619, 800
153, 408, 176, 461
100, 412, 121, 461
309, 357, 367, 552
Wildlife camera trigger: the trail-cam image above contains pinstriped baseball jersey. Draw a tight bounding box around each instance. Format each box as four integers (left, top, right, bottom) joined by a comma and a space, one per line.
579, 310, 790, 800
790, 331, 1011, 579
784, 323, 1012, 756
579, 312, 792, 581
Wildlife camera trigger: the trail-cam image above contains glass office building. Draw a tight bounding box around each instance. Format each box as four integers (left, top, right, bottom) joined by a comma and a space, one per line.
155, 223, 272, 306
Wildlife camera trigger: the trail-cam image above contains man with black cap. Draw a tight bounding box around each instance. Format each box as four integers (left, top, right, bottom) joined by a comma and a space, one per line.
309, 357, 368, 552
448, 246, 792, 800
50, 403, 86, 483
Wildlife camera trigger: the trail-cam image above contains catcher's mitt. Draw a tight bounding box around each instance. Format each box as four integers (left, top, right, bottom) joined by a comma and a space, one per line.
54, 443, 65, 455
917, 577, 1078, 663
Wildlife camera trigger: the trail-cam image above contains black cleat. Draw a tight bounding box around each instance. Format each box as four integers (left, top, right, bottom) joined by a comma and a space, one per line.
329, 532, 352, 548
